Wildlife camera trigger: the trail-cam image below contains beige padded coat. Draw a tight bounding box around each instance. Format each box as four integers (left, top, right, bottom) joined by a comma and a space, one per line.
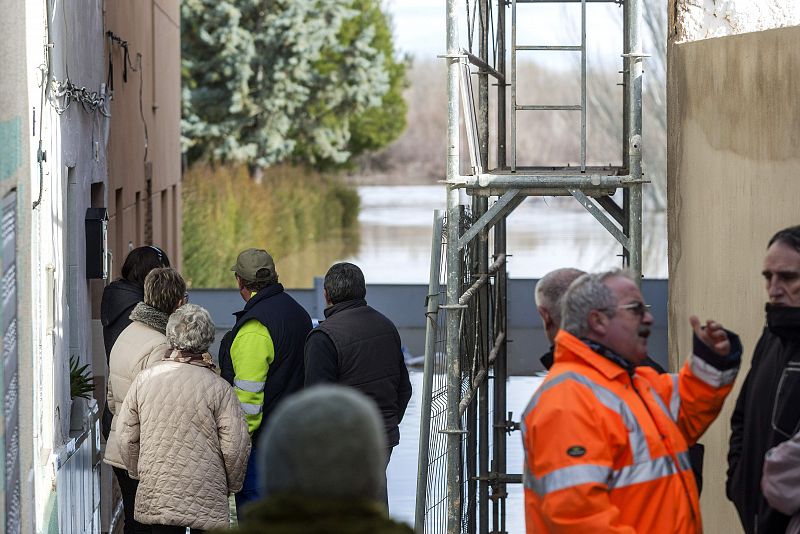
104, 318, 170, 469
117, 360, 251, 530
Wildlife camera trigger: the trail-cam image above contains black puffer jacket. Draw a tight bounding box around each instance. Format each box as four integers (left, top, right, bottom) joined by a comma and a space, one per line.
100, 279, 143, 438
727, 305, 800, 534
100, 279, 144, 360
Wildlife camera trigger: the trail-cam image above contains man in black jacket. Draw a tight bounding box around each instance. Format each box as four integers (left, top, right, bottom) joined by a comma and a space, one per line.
304, 262, 412, 507
727, 225, 800, 534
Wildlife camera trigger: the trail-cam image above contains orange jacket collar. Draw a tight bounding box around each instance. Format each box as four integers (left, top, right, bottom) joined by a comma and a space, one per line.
553, 330, 628, 381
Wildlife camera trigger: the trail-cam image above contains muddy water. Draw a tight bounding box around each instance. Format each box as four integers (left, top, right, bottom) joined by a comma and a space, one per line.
388, 370, 545, 530
279, 184, 667, 288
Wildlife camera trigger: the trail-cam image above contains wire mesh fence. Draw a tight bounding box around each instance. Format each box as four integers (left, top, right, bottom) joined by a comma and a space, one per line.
417, 210, 501, 534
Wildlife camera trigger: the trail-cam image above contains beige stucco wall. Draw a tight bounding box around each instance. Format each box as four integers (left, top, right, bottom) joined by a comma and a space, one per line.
667, 25, 800, 533
105, 0, 182, 275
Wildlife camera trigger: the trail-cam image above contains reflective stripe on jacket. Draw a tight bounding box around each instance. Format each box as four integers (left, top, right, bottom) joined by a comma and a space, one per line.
522, 330, 739, 533
230, 319, 275, 433
218, 283, 312, 443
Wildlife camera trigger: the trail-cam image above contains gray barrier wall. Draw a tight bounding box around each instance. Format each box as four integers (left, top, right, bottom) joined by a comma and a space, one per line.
193, 278, 669, 376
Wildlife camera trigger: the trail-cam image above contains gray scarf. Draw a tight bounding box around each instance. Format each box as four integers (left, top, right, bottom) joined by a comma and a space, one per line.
129, 302, 169, 335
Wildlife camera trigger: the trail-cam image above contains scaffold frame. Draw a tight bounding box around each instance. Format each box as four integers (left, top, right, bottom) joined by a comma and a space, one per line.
415, 0, 646, 532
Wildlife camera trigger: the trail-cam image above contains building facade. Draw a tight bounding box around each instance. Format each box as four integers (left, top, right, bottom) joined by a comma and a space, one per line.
0, 0, 181, 531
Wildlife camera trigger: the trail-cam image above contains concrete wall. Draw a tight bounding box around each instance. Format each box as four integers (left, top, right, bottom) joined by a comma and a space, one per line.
31, 0, 109, 530
667, 25, 800, 534
672, 0, 800, 42
105, 1, 182, 276
0, 0, 33, 530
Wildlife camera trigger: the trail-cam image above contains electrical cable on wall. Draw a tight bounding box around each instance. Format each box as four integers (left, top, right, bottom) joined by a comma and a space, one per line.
32, 1, 54, 210
107, 31, 149, 163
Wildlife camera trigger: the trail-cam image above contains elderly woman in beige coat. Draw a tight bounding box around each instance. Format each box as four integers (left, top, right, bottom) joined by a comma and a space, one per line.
117, 304, 250, 533
104, 267, 186, 534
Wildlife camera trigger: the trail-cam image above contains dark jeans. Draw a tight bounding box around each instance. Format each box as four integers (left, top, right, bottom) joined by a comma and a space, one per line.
379, 446, 394, 509
112, 467, 151, 534
149, 526, 205, 534
235, 445, 262, 520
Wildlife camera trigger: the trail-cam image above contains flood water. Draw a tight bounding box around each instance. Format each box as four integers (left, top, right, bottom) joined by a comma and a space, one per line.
388, 370, 545, 530
279, 185, 667, 287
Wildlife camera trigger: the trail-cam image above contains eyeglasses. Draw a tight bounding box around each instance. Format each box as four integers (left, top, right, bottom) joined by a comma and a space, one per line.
617, 302, 652, 318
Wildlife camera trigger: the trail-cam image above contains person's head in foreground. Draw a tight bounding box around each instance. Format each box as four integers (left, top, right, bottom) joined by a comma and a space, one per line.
235, 385, 413, 533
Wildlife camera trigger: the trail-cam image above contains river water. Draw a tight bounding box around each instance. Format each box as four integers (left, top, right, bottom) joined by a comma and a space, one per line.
388, 370, 544, 530
279, 185, 667, 287
359, 185, 668, 281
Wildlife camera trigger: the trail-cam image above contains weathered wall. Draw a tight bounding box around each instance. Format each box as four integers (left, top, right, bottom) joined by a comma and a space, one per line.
667, 26, 800, 533
0, 0, 33, 530
671, 0, 800, 42
105, 0, 182, 276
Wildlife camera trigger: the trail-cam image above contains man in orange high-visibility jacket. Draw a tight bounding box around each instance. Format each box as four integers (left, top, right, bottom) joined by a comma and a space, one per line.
523, 269, 742, 533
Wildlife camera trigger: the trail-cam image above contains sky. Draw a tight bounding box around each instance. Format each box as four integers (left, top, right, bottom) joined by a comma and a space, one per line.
386, 0, 629, 68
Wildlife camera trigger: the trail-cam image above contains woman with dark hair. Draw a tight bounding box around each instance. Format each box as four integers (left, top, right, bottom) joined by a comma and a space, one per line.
101, 246, 170, 360
99, 246, 170, 443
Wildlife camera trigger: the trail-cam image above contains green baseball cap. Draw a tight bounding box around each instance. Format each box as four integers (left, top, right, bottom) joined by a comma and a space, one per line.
231, 248, 275, 282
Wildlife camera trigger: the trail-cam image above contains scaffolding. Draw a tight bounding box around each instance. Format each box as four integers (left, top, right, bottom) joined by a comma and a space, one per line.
415, 0, 646, 532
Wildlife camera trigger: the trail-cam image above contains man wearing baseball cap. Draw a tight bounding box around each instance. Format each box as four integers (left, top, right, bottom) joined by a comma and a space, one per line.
218, 248, 313, 516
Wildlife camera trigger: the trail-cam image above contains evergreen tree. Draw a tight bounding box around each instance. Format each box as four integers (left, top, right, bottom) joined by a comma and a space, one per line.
181, 0, 407, 170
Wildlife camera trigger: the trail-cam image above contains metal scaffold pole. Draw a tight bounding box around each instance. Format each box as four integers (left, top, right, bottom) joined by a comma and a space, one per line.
476, 1, 491, 532
624, 0, 644, 280
445, 0, 464, 532
492, 0, 509, 530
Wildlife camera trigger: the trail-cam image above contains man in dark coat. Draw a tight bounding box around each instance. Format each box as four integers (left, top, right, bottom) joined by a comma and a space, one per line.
218, 248, 313, 516
304, 262, 412, 506
727, 225, 800, 534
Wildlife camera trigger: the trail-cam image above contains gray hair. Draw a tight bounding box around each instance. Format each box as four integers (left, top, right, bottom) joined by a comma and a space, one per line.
166, 304, 215, 353
561, 269, 635, 337
535, 268, 586, 326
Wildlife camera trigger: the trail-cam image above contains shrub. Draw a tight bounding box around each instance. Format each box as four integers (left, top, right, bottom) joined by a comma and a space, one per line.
182, 163, 360, 288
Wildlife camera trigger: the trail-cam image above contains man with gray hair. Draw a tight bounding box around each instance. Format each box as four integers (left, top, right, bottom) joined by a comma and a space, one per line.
522, 269, 742, 533
534, 268, 586, 369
